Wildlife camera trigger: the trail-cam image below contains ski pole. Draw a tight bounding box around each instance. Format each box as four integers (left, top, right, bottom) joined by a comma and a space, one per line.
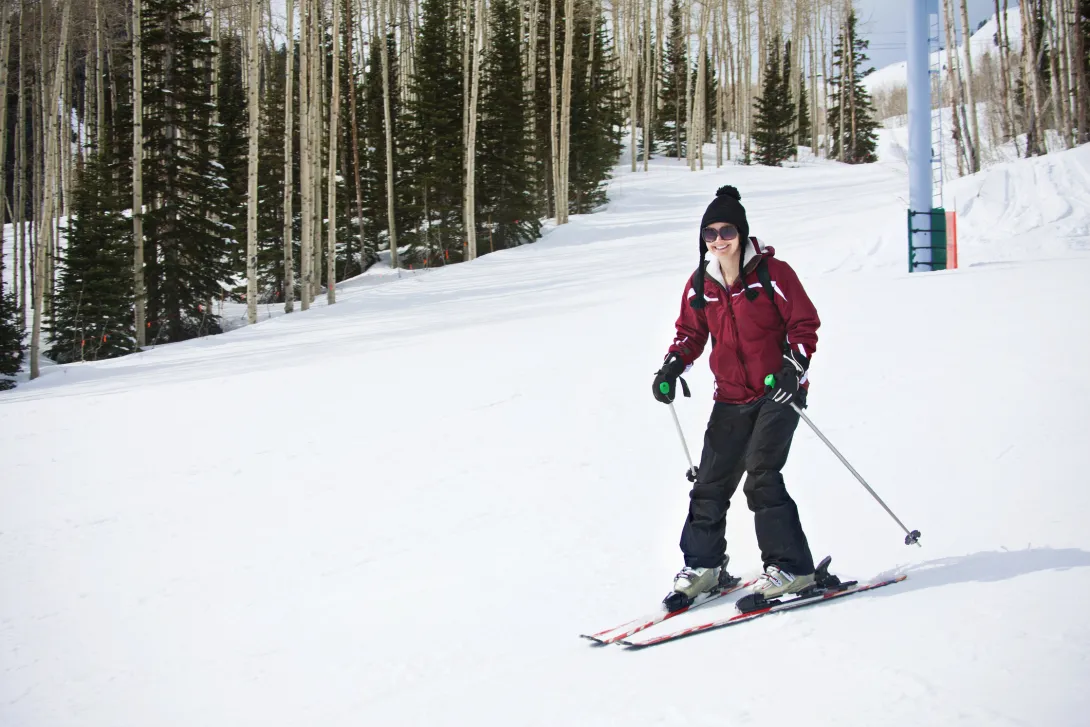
765, 375, 921, 547
660, 376, 699, 482
666, 401, 699, 482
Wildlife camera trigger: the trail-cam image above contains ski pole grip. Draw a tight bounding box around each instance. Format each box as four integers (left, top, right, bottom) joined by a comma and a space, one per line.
659, 382, 671, 395
764, 373, 776, 389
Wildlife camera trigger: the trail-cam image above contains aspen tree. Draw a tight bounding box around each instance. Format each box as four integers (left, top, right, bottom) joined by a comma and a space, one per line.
344, 0, 366, 273
133, 0, 146, 345
31, 0, 72, 379
246, 0, 260, 323
684, 0, 692, 165
558, 0, 574, 219
942, 0, 967, 175
309, 0, 320, 292
526, 0, 539, 163
629, 0, 638, 172
1046, 0, 1068, 147
299, 0, 312, 308
380, 0, 400, 266
958, 0, 981, 170
992, 0, 1010, 138
692, 0, 709, 170
548, 0, 560, 218
96, 0, 106, 150
1075, 0, 1089, 141
283, 0, 296, 312
0, 6, 11, 258
464, 0, 485, 256
15, 1, 26, 318
327, 0, 340, 300
643, 0, 652, 172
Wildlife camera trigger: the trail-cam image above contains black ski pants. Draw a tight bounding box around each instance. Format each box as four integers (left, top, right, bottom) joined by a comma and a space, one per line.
680, 397, 815, 575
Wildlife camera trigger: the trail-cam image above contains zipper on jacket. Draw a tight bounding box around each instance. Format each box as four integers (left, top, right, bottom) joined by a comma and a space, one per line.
722, 280, 754, 390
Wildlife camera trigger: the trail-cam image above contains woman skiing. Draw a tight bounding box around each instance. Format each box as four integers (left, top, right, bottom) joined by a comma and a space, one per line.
653, 185, 820, 608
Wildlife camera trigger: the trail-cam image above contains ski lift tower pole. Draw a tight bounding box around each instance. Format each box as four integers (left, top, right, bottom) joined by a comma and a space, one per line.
907, 0, 934, 271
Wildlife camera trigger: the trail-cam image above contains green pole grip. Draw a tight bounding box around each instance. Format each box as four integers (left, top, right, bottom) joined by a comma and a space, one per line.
764, 373, 776, 388
659, 381, 671, 395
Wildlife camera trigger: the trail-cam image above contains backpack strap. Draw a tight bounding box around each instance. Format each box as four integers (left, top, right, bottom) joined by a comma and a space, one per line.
755, 256, 775, 304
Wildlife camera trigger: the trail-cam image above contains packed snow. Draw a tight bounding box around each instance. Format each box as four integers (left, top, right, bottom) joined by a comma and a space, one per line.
3, 130, 1090, 726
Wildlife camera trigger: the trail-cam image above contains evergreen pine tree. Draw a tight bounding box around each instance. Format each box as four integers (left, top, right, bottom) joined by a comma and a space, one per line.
50, 152, 135, 364
476, 0, 540, 251
752, 35, 794, 166
797, 74, 812, 149
0, 289, 22, 390
215, 34, 251, 290
655, 0, 687, 158
141, 0, 236, 342
568, 9, 623, 213
827, 12, 879, 164
406, 0, 465, 264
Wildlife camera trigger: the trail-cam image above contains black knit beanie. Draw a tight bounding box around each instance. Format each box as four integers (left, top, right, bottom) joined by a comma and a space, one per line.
691, 185, 749, 310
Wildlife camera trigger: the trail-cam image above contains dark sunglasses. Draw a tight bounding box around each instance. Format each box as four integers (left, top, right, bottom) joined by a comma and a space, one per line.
702, 225, 740, 243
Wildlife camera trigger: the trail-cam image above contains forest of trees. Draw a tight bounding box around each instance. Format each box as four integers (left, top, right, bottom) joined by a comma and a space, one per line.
0, 0, 1087, 389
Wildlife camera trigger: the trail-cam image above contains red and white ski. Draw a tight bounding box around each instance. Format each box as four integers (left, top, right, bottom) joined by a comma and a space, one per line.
618, 574, 907, 649
581, 577, 758, 646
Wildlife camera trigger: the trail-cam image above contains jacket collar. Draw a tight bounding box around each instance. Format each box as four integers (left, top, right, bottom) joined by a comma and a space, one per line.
704, 236, 768, 289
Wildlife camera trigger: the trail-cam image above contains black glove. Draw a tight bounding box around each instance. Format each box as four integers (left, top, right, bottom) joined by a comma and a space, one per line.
765, 350, 809, 406
652, 353, 687, 404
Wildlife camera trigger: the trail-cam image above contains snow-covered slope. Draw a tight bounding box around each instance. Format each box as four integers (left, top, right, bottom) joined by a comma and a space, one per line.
3, 141, 1090, 726
865, 6, 1022, 94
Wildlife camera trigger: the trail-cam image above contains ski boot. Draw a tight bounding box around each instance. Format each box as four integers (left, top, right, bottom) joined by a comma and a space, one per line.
736, 556, 849, 614
663, 557, 738, 612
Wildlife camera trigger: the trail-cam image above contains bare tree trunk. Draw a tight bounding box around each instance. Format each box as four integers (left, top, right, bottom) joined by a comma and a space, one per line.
0, 5, 12, 270
993, 0, 1012, 139
464, 0, 485, 255
283, 0, 296, 312
380, 0, 399, 266
643, 0, 652, 172
1076, 0, 1089, 141
299, 0, 313, 308
15, 1, 26, 320
692, 0, 709, 170
312, 0, 325, 293
548, 0, 560, 219
526, 0, 539, 180
132, 0, 146, 346
345, 0, 366, 275
943, 0, 967, 175
1022, 0, 1046, 155
957, 0, 981, 170
724, 0, 734, 160
96, 0, 106, 150
628, 0, 638, 172
684, 0, 693, 166
31, 0, 72, 380
559, 0, 574, 217
1047, 0, 1069, 147
714, 5, 722, 166
326, 0, 340, 299
246, 0, 260, 323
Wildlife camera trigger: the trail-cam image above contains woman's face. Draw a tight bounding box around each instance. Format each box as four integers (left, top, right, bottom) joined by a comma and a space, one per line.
703, 222, 741, 263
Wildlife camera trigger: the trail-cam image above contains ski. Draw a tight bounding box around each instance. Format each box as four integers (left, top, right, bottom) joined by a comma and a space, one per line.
580, 577, 757, 646
618, 574, 907, 649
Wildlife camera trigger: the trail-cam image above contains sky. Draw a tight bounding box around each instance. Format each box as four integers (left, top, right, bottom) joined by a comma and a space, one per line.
854, 0, 1016, 72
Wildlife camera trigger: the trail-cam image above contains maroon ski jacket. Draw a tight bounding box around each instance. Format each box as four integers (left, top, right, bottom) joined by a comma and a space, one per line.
667, 238, 820, 404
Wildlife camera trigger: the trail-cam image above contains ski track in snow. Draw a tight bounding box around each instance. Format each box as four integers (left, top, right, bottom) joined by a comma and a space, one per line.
2, 137, 1090, 726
